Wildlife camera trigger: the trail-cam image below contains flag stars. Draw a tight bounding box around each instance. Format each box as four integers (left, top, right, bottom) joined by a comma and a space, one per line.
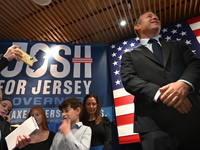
162, 28, 168, 33
114, 70, 120, 75
192, 50, 196, 54
113, 61, 118, 66
135, 37, 140, 41
176, 23, 182, 28
165, 36, 171, 41
117, 46, 122, 51
111, 52, 117, 57
118, 55, 122, 60
123, 41, 128, 45
130, 42, 135, 47
111, 45, 116, 49
180, 31, 187, 36
185, 40, 191, 45
115, 79, 121, 85
176, 38, 181, 41
124, 48, 129, 52
171, 29, 177, 34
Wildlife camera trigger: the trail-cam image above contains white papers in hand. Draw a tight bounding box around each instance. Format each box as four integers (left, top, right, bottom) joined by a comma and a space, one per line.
5, 116, 39, 150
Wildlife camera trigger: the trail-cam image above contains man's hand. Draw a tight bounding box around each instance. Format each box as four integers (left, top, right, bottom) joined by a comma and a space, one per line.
175, 97, 192, 114
159, 81, 192, 113
159, 81, 190, 107
3, 45, 23, 61
4, 114, 11, 122
16, 135, 31, 149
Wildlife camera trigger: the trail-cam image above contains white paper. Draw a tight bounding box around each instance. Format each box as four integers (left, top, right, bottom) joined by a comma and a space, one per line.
5, 116, 39, 150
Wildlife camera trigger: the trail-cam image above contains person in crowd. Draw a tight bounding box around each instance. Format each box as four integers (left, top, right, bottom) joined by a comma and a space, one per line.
0, 90, 30, 150
50, 97, 92, 150
120, 11, 200, 150
0, 45, 22, 72
0, 98, 13, 123
18, 106, 55, 150
81, 94, 111, 150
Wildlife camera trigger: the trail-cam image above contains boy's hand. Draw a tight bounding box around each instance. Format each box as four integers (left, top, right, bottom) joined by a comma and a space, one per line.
59, 118, 71, 136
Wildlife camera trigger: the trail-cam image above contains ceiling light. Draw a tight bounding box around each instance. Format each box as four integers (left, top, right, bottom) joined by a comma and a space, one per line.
120, 20, 126, 26
33, 0, 52, 6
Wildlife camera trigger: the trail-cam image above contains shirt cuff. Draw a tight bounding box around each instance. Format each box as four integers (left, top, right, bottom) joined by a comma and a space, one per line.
154, 90, 161, 102
178, 79, 194, 92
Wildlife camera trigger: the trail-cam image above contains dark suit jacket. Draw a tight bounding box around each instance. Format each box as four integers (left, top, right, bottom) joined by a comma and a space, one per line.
120, 40, 200, 137
0, 116, 11, 150
0, 54, 9, 72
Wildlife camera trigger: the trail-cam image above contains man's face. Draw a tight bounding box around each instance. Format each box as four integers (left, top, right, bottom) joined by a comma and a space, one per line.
135, 12, 161, 36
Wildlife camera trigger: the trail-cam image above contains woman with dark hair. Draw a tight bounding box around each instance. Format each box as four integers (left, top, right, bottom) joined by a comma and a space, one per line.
19, 106, 55, 150
81, 94, 112, 150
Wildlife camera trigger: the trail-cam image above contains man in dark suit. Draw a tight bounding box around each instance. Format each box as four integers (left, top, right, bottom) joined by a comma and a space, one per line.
120, 11, 200, 150
0, 90, 31, 150
0, 90, 11, 150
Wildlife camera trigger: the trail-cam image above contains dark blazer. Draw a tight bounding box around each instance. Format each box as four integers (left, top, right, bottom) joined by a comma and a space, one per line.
0, 116, 11, 150
120, 40, 200, 138
0, 54, 9, 72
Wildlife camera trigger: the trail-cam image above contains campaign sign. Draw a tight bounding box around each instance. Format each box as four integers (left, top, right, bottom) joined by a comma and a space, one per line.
0, 40, 114, 127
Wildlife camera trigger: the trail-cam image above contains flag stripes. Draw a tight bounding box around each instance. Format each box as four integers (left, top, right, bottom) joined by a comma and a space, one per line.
187, 16, 200, 43
116, 113, 134, 126
72, 58, 93, 63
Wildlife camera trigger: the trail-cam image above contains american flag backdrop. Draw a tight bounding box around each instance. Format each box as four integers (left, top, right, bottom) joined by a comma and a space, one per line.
108, 16, 200, 144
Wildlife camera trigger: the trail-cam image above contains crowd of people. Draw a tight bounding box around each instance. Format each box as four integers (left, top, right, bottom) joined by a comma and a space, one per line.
0, 46, 111, 149
0, 90, 111, 150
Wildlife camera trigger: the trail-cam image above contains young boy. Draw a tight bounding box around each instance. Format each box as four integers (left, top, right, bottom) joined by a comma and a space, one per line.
50, 97, 92, 150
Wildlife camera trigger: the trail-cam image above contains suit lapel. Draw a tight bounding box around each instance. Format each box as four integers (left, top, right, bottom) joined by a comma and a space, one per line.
135, 41, 172, 67
160, 41, 171, 67
134, 45, 163, 66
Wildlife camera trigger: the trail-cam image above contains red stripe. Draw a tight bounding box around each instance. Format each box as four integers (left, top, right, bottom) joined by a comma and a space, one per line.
116, 113, 134, 126
119, 134, 141, 144
187, 16, 200, 24
73, 61, 92, 63
73, 57, 92, 60
72, 58, 92, 63
193, 29, 200, 37
114, 95, 134, 107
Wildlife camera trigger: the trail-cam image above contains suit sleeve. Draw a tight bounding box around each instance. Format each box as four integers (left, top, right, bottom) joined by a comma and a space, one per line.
177, 41, 200, 93
0, 54, 9, 72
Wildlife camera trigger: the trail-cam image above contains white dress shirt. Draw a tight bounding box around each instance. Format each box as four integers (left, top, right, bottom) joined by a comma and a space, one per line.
50, 122, 91, 150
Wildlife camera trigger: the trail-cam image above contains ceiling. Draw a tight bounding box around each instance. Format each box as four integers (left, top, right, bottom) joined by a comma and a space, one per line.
0, 0, 200, 44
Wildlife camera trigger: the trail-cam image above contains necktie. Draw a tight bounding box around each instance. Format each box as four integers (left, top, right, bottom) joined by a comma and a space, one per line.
149, 39, 163, 63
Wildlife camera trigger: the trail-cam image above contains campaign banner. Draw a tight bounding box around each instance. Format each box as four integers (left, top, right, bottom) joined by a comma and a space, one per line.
0, 40, 114, 126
